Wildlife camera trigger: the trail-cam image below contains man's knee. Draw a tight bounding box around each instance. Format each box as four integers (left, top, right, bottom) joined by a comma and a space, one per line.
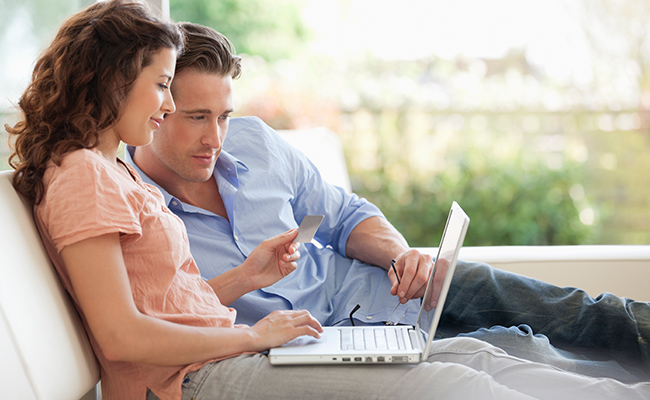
453, 260, 496, 287
429, 336, 509, 357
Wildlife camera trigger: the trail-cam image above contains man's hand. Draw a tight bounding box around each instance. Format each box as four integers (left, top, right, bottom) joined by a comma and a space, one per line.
389, 249, 434, 303
345, 216, 434, 303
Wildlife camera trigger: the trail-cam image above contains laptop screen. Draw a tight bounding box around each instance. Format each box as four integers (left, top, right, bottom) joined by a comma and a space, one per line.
415, 201, 470, 355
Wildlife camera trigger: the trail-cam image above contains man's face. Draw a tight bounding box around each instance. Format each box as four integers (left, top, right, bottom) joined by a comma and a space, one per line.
142, 69, 234, 184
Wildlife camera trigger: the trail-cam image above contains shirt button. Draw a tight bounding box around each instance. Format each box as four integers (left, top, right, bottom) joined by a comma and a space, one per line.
234, 235, 239, 242
366, 316, 373, 320
171, 200, 178, 206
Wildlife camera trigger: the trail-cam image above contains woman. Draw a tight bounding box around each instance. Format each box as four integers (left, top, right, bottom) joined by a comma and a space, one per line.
7, 1, 650, 400
8, 1, 320, 398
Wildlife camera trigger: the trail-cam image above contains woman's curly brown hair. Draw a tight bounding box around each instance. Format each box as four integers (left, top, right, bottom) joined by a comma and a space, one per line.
6, 0, 183, 205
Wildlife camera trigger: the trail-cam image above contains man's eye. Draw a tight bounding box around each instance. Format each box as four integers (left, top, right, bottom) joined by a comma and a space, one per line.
159, 83, 169, 90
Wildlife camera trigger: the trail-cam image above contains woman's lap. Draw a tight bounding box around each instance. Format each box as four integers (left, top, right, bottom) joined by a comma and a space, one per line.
147, 337, 650, 400
175, 339, 532, 400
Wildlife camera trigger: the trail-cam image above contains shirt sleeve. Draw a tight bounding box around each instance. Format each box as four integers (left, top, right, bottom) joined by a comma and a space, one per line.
38, 152, 143, 253
266, 124, 385, 257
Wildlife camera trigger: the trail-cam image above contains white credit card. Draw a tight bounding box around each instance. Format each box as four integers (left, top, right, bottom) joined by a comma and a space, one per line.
294, 215, 324, 243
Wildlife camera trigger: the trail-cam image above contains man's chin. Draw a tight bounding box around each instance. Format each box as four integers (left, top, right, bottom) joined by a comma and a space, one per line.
184, 169, 215, 183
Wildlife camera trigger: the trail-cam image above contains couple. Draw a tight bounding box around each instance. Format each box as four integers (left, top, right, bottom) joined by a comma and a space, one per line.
7, 1, 649, 399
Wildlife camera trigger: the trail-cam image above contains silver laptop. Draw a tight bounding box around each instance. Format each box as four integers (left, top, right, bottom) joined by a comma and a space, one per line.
269, 201, 470, 365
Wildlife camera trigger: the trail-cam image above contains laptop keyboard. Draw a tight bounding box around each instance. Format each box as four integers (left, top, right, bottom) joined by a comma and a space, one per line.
340, 327, 407, 351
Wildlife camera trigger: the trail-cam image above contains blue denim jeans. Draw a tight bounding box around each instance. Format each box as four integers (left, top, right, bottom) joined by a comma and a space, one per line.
436, 261, 650, 382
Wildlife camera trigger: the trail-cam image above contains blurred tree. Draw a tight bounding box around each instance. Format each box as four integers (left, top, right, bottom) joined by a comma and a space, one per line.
170, 0, 311, 61
164, 0, 647, 245
354, 150, 592, 247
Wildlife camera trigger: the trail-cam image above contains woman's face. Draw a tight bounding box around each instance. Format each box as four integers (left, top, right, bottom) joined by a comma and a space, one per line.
111, 47, 177, 147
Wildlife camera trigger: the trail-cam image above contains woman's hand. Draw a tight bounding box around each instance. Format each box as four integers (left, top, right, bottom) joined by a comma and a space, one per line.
207, 229, 301, 304
242, 228, 301, 290
249, 310, 323, 351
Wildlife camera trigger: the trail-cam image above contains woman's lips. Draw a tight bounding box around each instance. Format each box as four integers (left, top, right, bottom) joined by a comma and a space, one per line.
150, 118, 163, 129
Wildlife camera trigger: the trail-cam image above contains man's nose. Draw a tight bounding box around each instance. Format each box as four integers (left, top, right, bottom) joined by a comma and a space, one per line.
201, 120, 223, 148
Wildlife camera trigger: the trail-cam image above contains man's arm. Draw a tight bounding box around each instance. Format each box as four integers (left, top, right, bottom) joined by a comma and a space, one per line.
346, 216, 433, 303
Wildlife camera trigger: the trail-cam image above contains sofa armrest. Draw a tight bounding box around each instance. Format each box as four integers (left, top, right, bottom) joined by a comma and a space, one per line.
417, 245, 650, 301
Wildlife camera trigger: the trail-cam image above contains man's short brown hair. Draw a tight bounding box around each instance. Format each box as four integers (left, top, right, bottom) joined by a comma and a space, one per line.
175, 22, 242, 79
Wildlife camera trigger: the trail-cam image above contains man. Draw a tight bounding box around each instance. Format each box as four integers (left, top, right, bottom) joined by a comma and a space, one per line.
127, 22, 649, 382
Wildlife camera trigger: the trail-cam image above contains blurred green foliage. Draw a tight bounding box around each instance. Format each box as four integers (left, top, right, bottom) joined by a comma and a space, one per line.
2, 0, 646, 247
170, 0, 310, 62
166, 0, 649, 246
353, 150, 592, 247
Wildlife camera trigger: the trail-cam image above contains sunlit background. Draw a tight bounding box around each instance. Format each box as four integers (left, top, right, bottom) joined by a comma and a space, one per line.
1, 0, 649, 246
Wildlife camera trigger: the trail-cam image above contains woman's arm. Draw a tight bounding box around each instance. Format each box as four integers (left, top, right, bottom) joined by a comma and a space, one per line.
60, 232, 320, 366
206, 229, 301, 305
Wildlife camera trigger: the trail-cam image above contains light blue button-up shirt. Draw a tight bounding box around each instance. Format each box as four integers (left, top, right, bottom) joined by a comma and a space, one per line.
126, 116, 419, 326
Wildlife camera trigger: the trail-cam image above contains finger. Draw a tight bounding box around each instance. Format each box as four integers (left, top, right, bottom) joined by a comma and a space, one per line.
265, 228, 299, 247
283, 249, 301, 262
397, 257, 417, 302
285, 228, 299, 241
278, 260, 298, 275
290, 310, 323, 333
296, 325, 323, 339
387, 267, 400, 296
404, 256, 433, 300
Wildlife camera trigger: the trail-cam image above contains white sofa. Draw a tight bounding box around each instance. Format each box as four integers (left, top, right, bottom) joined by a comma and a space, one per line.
1, 129, 648, 399
0, 170, 99, 400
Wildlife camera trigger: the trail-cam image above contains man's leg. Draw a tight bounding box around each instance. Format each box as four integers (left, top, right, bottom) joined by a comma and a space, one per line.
458, 324, 645, 382
438, 261, 650, 378
429, 337, 650, 400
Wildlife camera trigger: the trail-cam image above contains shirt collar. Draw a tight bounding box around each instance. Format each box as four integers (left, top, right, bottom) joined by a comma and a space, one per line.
216, 148, 249, 179
124, 145, 248, 207
124, 145, 176, 207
